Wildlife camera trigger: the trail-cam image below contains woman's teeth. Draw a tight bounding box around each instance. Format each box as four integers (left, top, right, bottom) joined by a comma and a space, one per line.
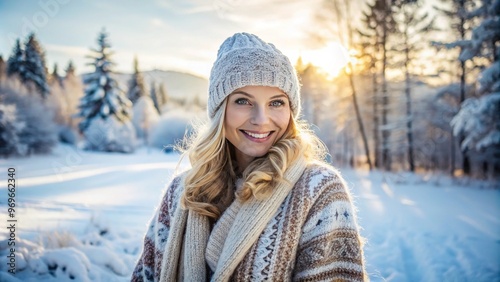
244, 131, 271, 139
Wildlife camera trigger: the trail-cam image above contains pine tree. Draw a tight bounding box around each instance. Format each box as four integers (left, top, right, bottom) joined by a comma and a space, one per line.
63, 60, 83, 131
0, 104, 23, 157
158, 82, 168, 107
78, 29, 132, 132
358, 0, 397, 170
127, 56, 146, 104
65, 60, 76, 77
451, 0, 500, 178
51, 63, 63, 87
433, 0, 476, 175
393, 0, 435, 172
23, 33, 49, 98
6, 39, 24, 79
150, 81, 161, 113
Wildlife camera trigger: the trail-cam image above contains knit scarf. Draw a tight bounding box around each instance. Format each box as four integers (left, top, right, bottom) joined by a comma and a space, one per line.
159, 155, 307, 282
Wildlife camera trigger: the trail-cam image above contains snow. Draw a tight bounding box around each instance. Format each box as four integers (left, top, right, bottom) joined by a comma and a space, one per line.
0, 144, 499, 281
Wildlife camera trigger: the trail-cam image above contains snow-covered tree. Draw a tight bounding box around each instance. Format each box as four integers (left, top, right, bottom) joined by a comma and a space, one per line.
150, 81, 161, 113
65, 60, 76, 77
451, 0, 500, 177
127, 56, 146, 104
0, 81, 57, 156
158, 82, 168, 110
357, 0, 397, 170
23, 33, 50, 98
51, 63, 63, 87
77, 29, 135, 152
433, 0, 477, 175
6, 39, 24, 79
392, 0, 435, 172
132, 95, 159, 143
0, 104, 24, 157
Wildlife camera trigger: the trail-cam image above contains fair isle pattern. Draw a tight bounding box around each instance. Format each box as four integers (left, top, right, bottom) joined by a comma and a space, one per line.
132, 175, 183, 281
132, 163, 366, 282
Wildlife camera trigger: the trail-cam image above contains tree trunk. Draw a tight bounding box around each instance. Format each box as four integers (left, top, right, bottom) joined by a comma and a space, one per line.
347, 66, 373, 170
380, 1, 392, 171
373, 72, 381, 169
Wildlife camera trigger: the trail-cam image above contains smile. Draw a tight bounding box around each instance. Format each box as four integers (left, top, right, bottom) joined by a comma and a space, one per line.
241, 130, 273, 140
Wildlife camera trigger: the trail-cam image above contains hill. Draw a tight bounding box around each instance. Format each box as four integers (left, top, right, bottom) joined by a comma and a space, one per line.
83, 69, 209, 104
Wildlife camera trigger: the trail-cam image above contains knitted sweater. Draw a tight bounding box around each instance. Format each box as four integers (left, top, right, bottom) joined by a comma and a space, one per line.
132, 162, 366, 281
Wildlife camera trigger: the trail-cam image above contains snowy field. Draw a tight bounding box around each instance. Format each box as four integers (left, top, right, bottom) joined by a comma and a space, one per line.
0, 144, 499, 281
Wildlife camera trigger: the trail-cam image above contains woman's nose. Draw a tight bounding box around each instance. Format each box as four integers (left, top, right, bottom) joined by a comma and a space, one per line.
250, 106, 270, 125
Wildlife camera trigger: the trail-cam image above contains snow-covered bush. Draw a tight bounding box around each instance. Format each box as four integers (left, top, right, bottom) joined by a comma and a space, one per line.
58, 125, 79, 145
132, 95, 159, 140
0, 81, 57, 157
82, 117, 136, 153
0, 211, 144, 281
0, 104, 24, 157
150, 110, 201, 151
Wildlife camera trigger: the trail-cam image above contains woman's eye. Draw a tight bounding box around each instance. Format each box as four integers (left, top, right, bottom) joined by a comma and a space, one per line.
270, 100, 285, 107
235, 98, 250, 105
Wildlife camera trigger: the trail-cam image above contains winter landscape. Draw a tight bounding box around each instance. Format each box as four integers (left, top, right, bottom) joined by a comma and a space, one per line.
1, 0, 499, 281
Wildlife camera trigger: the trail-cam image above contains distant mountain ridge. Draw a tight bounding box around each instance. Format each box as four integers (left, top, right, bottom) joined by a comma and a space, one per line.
82, 69, 209, 104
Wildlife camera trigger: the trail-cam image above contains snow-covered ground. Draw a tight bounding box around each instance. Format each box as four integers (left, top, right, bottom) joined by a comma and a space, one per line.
0, 144, 499, 281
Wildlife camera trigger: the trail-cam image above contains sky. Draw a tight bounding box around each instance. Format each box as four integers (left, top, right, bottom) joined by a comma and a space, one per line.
0, 0, 351, 79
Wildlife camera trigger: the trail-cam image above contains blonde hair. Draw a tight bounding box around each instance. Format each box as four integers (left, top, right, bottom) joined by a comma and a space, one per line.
179, 99, 327, 220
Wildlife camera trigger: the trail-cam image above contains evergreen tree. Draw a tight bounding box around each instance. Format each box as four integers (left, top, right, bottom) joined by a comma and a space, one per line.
0, 104, 23, 157
451, 0, 500, 178
127, 56, 146, 104
132, 95, 160, 141
63, 60, 83, 131
77, 29, 132, 132
393, 0, 435, 172
65, 60, 76, 77
51, 63, 63, 87
23, 33, 49, 98
433, 0, 476, 175
158, 82, 168, 107
6, 39, 24, 79
150, 81, 161, 113
358, 0, 397, 170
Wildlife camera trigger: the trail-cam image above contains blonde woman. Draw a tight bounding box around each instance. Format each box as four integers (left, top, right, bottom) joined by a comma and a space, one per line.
132, 33, 366, 282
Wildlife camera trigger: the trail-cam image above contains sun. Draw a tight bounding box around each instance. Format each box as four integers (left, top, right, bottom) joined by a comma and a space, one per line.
300, 42, 350, 79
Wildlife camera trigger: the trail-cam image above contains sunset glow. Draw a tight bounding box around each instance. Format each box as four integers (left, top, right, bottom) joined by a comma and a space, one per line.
301, 42, 350, 79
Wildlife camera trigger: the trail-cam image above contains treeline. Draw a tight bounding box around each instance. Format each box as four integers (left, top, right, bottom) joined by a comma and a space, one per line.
0, 29, 199, 157
301, 0, 499, 179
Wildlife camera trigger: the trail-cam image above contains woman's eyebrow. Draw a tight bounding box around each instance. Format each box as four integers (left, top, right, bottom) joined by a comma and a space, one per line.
270, 94, 288, 99
230, 91, 288, 100
230, 91, 253, 97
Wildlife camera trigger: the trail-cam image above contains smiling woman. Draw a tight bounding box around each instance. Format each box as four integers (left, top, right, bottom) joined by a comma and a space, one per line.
132, 32, 366, 282
301, 41, 350, 79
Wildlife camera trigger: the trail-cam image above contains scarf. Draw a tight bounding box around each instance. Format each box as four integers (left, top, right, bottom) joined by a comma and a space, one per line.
159, 156, 307, 282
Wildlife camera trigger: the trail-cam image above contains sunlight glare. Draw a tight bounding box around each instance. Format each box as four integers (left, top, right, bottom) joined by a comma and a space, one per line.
301, 42, 350, 79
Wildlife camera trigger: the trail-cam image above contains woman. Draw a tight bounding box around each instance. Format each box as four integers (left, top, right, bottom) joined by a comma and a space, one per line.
132, 32, 366, 281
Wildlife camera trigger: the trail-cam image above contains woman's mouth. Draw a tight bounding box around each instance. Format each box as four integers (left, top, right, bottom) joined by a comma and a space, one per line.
241, 130, 274, 142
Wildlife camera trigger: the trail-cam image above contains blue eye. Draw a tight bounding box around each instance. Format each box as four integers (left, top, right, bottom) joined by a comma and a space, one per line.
270, 99, 285, 107
235, 98, 250, 105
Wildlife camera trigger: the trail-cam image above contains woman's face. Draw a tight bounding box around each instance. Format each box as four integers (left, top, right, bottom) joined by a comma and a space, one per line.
224, 85, 291, 171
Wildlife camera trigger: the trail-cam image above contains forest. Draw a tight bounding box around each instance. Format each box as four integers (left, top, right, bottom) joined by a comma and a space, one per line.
0, 0, 498, 181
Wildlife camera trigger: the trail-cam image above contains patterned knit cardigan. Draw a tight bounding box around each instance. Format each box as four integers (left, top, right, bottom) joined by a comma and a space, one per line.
132, 162, 366, 281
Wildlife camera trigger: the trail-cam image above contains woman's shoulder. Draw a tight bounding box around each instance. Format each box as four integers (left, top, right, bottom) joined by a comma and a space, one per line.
160, 169, 190, 209
301, 161, 346, 184
294, 161, 350, 197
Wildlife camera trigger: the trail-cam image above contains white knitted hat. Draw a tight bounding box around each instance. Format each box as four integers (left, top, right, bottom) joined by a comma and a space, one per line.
208, 32, 300, 120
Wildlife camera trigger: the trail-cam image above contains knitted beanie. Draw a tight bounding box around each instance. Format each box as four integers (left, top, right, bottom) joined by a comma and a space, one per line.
208, 32, 300, 120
